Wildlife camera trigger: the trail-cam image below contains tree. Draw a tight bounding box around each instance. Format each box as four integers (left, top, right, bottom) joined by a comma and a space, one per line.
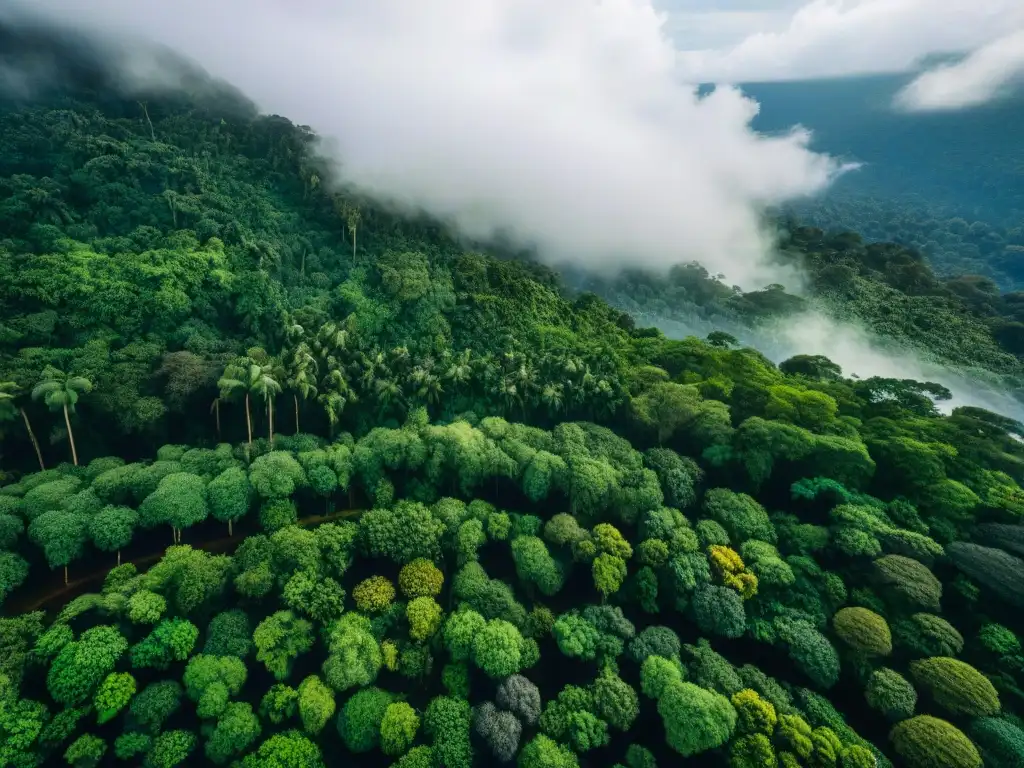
129, 681, 183, 734
32, 367, 92, 466
473, 619, 525, 678
207, 467, 251, 536
205, 702, 261, 764
28, 510, 89, 584
64, 733, 106, 768
407, 597, 444, 642
218, 360, 279, 447
0, 381, 45, 470
296, 675, 335, 735
512, 536, 566, 597
833, 607, 892, 656
183, 654, 247, 719
322, 613, 381, 692
518, 734, 578, 768
89, 505, 137, 565
496, 674, 541, 725
145, 730, 196, 768
865, 668, 916, 721
47, 625, 128, 706
658, 681, 736, 756
424, 696, 473, 768
381, 701, 421, 756
0, 551, 30, 604
204, 610, 252, 658
131, 619, 198, 671
890, 716, 981, 768
352, 576, 396, 613
337, 686, 394, 753
260, 684, 298, 725
591, 672, 639, 731
909, 657, 1000, 717
474, 701, 521, 762
399, 558, 444, 598
254, 611, 314, 681
240, 730, 324, 768
137, 472, 208, 544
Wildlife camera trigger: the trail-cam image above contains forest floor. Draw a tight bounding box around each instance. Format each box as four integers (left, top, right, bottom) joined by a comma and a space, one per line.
10, 508, 364, 615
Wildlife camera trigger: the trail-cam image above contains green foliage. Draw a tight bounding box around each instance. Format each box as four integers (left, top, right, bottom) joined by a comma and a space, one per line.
240, 730, 324, 768
381, 701, 420, 756
183, 654, 247, 719
353, 576, 396, 613
203, 610, 252, 658
296, 675, 334, 735
93, 672, 135, 724
407, 597, 444, 642
259, 684, 298, 725
129, 680, 183, 734
969, 717, 1024, 768
337, 686, 395, 753
518, 734, 578, 768
892, 613, 963, 657
865, 668, 917, 721
473, 619, 525, 678
205, 702, 261, 764
424, 695, 473, 768
890, 716, 981, 768
64, 734, 106, 768
130, 619, 198, 671
658, 681, 736, 756
832, 607, 892, 656
253, 610, 314, 681
48, 625, 128, 706
399, 558, 444, 598
909, 657, 1000, 717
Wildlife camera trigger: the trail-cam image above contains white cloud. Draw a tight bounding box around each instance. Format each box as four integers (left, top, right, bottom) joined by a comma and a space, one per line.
675, 0, 1024, 83
6, 0, 849, 288
894, 30, 1024, 111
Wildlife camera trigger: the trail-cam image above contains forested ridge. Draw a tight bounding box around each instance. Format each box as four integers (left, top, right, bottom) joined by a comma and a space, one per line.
3, 34, 1024, 768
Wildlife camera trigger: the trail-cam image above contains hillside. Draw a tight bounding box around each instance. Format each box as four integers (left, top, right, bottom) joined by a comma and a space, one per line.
742, 75, 1024, 288
3, 34, 1024, 768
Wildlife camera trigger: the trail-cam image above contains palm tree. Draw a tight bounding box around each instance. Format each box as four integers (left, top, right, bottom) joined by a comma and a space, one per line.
31, 367, 92, 466
286, 343, 318, 434
218, 361, 257, 446
210, 396, 223, 439
218, 360, 282, 447
0, 382, 45, 471
252, 367, 283, 445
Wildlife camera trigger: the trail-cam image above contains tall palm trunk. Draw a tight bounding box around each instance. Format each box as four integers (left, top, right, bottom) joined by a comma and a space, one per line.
213, 399, 221, 439
63, 565, 68, 585
268, 397, 275, 445
117, 550, 121, 567
63, 404, 78, 466
228, 519, 233, 537
294, 394, 300, 434
244, 392, 253, 446
21, 407, 44, 470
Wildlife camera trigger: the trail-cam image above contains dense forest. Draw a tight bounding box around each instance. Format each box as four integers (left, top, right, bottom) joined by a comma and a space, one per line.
3, 27, 1024, 768
743, 76, 1024, 288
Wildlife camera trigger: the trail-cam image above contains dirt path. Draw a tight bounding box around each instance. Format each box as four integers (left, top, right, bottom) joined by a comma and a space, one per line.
10, 508, 363, 614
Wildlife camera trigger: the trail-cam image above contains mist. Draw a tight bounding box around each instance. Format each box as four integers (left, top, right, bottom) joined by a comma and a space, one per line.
4, 0, 852, 289
3, 1, 1022, 422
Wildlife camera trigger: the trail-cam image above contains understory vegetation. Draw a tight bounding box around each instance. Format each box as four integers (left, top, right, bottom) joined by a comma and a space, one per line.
2, 32, 1024, 768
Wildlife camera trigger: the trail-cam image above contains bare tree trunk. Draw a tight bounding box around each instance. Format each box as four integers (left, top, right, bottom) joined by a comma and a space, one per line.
214, 399, 221, 439
352, 229, 357, 263
228, 518, 233, 537
294, 394, 300, 434
21, 407, 45, 470
117, 550, 121, 567
139, 101, 156, 140
63, 404, 79, 466
268, 397, 274, 445
64, 565, 68, 585
244, 392, 252, 446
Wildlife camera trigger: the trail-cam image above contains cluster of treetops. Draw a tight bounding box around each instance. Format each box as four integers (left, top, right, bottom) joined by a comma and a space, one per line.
1, 33, 1024, 768
2, 404, 1024, 768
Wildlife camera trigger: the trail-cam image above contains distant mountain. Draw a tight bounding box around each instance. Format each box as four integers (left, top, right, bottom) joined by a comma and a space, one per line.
740, 75, 1024, 287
